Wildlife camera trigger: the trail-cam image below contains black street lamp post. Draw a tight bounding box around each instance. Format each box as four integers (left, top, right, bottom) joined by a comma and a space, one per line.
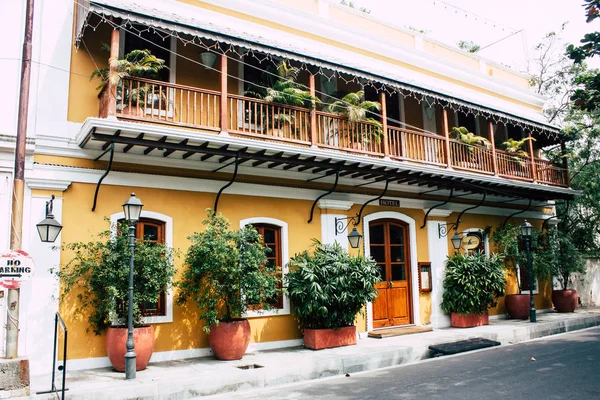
122, 193, 143, 379
521, 220, 536, 323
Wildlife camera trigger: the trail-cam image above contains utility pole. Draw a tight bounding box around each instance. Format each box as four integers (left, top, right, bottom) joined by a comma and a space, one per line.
7, 0, 35, 359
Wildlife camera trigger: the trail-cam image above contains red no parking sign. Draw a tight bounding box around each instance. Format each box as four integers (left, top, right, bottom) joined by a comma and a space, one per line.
0, 250, 35, 289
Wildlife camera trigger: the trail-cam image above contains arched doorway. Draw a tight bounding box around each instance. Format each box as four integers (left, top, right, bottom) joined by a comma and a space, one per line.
369, 219, 413, 328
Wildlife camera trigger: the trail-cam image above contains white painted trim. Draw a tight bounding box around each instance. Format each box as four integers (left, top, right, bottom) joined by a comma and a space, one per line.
318, 199, 353, 211
239, 217, 290, 317
363, 211, 421, 331
425, 208, 453, 218
26, 178, 71, 191
109, 210, 174, 324
65, 338, 302, 371
516, 263, 540, 295
28, 164, 558, 221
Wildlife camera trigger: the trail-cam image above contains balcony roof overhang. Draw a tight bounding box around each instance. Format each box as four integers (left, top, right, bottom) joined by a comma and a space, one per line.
76, 0, 560, 138
75, 118, 577, 203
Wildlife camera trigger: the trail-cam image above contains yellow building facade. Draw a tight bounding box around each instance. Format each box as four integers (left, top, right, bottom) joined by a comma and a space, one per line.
2, 0, 575, 374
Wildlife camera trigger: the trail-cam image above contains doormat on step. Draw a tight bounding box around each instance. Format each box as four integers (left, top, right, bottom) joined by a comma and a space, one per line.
368, 326, 433, 339
429, 338, 500, 355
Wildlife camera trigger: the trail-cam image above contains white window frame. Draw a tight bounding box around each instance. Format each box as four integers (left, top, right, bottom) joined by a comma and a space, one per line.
240, 217, 290, 317
110, 210, 174, 324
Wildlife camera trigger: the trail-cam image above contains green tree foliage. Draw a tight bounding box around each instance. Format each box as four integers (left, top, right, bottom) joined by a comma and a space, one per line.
567, 0, 600, 112
457, 40, 481, 53
176, 211, 278, 333
440, 252, 506, 315
536, 228, 586, 290
56, 221, 177, 335
284, 240, 381, 329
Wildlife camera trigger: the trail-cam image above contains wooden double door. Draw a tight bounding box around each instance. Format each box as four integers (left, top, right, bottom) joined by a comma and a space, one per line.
370, 219, 413, 329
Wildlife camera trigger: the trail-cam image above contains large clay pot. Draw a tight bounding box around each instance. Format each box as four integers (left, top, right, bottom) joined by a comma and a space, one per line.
208, 319, 251, 360
105, 325, 155, 372
451, 312, 489, 328
303, 326, 357, 350
505, 294, 530, 320
552, 290, 578, 312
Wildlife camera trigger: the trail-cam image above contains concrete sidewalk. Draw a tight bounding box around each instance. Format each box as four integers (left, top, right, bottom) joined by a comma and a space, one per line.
26, 308, 600, 400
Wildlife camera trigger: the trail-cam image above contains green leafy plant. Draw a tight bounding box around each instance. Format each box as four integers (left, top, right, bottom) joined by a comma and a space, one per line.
245, 60, 319, 135
176, 210, 278, 333
536, 228, 586, 290
440, 251, 506, 315
450, 126, 491, 149
284, 240, 381, 329
90, 47, 166, 91
56, 221, 177, 335
501, 137, 536, 157
327, 90, 383, 143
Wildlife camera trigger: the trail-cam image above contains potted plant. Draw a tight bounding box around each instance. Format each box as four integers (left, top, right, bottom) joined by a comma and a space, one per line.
500, 137, 536, 173
91, 47, 166, 116
441, 251, 506, 327
537, 228, 586, 312
176, 210, 278, 360
284, 240, 381, 350
56, 221, 177, 371
327, 90, 383, 149
246, 60, 318, 138
492, 224, 543, 319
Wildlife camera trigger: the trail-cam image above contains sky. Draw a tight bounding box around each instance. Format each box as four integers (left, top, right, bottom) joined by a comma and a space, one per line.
364, 0, 598, 72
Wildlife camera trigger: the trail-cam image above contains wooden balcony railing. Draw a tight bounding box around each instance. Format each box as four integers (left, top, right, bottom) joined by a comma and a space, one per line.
316, 112, 383, 154
101, 76, 570, 188
450, 140, 495, 175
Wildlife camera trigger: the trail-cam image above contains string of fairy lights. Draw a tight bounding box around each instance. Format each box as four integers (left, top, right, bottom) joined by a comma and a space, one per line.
69, 0, 556, 136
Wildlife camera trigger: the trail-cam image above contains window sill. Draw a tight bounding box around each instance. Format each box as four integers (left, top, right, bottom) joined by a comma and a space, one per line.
142, 314, 173, 324
244, 308, 290, 318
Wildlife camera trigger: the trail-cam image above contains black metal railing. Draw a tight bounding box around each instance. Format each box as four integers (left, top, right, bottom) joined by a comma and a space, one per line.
36, 312, 68, 400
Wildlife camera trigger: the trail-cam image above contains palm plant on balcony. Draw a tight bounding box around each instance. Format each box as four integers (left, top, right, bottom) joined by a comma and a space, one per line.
501, 137, 536, 167
450, 126, 491, 148
91, 47, 167, 116
245, 60, 318, 138
327, 90, 383, 150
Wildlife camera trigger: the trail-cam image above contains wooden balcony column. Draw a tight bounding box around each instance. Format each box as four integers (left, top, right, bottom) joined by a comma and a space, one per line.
106, 27, 120, 117
309, 74, 318, 148
220, 54, 228, 134
527, 130, 537, 182
442, 108, 452, 168
488, 121, 499, 175
379, 92, 389, 158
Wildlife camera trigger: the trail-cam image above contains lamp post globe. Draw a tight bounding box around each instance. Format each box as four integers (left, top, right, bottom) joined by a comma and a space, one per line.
347, 227, 362, 249
123, 193, 143, 379
123, 193, 143, 223
520, 220, 533, 237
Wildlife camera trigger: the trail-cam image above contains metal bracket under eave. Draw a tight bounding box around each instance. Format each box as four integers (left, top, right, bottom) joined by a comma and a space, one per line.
308, 170, 339, 223
542, 200, 569, 230
354, 179, 390, 228
213, 154, 240, 214
91, 142, 115, 212
502, 198, 532, 228
451, 191, 487, 232
421, 187, 454, 229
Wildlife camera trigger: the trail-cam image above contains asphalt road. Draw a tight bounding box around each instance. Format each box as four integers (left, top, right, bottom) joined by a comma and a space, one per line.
204, 326, 600, 400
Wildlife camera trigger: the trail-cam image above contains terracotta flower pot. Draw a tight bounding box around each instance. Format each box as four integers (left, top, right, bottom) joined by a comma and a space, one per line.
552, 290, 578, 313
303, 326, 357, 350
208, 319, 251, 360
505, 294, 530, 320
451, 312, 489, 328
105, 325, 155, 372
